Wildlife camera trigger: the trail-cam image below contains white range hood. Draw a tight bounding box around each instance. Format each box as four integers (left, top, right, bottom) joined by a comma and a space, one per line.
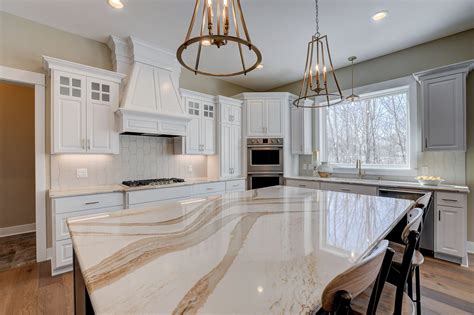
107, 36, 190, 137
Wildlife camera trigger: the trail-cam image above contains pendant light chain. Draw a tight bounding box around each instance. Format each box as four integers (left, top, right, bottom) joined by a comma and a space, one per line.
314, 0, 320, 37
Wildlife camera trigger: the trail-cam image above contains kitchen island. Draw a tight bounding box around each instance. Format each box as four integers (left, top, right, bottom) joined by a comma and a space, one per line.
68, 186, 413, 314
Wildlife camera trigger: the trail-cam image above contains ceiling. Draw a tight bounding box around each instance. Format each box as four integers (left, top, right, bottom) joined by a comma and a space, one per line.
2, 0, 473, 91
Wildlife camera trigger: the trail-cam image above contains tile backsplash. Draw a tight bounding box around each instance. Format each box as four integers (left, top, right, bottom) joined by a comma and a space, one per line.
50, 135, 207, 190
298, 151, 466, 185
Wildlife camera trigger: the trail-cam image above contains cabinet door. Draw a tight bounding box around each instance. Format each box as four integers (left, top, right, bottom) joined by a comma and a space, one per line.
423, 73, 465, 151
436, 206, 464, 257
231, 124, 242, 176
186, 99, 201, 154
221, 103, 232, 125
52, 71, 87, 153
221, 124, 232, 177
247, 99, 265, 136
291, 107, 303, 154
231, 105, 242, 126
86, 79, 119, 154
265, 99, 284, 136
201, 102, 215, 154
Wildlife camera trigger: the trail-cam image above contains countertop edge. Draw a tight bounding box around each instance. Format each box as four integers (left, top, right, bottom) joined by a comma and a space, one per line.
284, 176, 470, 193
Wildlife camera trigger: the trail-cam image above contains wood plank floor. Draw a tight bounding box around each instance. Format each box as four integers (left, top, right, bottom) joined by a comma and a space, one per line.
0, 254, 472, 314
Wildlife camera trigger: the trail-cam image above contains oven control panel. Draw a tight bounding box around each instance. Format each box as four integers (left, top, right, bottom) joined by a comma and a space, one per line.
247, 138, 283, 146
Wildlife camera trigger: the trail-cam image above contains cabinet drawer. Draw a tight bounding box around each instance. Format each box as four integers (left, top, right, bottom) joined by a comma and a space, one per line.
436, 192, 466, 208
53, 192, 124, 214
55, 206, 123, 241
55, 239, 73, 268
193, 182, 226, 196
286, 179, 320, 190
320, 182, 377, 196
127, 186, 192, 205
226, 179, 246, 192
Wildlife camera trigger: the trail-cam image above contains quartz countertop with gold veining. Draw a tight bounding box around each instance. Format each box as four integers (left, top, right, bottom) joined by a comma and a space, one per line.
67, 186, 413, 314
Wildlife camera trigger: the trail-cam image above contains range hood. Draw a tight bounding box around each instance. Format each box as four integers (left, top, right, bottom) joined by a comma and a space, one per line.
107, 36, 190, 137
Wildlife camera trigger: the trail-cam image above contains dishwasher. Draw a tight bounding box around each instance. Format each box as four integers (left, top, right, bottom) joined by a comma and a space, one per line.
378, 187, 434, 256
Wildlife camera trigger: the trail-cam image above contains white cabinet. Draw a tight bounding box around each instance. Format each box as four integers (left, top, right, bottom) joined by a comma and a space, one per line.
414, 61, 473, 152
285, 179, 320, 189
320, 182, 377, 196
291, 106, 312, 155
175, 90, 216, 155
208, 96, 243, 179
239, 95, 285, 137
44, 56, 124, 154
50, 192, 124, 274
435, 192, 467, 262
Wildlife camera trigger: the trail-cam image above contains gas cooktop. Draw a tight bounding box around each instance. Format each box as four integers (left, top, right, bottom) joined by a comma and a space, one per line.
122, 178, 185, 187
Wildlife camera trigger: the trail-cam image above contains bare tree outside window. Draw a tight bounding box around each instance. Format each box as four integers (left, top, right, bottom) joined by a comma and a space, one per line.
325, 88, 409, 168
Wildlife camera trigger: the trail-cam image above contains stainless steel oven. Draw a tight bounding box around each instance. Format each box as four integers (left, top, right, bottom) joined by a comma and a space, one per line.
248, 173, 284, 190
247, 138, 283, 173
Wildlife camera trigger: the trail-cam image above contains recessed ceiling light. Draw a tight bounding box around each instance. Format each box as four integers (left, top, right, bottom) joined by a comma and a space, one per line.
256, 64, 264, 69
108, 0, 124, 9
372, 11, 388, 21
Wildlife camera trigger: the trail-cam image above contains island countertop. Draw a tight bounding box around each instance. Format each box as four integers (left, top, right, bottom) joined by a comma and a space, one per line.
68, 186, 413, 314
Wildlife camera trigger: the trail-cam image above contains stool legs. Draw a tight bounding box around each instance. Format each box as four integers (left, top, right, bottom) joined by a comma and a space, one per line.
415, 266, 422, 315
407, 268, 413, 299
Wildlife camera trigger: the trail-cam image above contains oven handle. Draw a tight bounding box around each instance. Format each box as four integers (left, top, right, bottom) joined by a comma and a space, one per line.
247, 145, 283, 148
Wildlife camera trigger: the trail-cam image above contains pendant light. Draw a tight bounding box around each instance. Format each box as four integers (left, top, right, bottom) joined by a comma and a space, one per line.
346, 56, 359, 102
177, 0, 262, 77
293, 0, 344, 108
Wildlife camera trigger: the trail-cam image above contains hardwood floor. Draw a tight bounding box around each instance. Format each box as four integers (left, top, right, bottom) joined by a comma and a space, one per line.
0, 254, 472, 314
0, 232, 36, 271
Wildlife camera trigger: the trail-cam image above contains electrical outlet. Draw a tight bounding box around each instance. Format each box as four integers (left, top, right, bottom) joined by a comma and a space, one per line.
76, 168, 88, 178
421, 166, 429, 175
187, 165, 193, 173
302, 164, 307, 170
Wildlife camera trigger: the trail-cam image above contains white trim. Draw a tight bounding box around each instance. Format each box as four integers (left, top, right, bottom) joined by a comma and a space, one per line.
0, 66, 48, 262
467, 241, 474, 254
413, 59, 474, 82
317, 76, 418, 177
43, 55, 126, 83
0, 223, 36, 237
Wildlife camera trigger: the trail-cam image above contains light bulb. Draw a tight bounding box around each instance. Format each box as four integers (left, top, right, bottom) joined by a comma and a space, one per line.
223, 0, 228, 7
201, 39, 211, 46
256, 64, 264, 69
372, 11, 388, 21
108, 0, 124, 9
207, 0, 212, 6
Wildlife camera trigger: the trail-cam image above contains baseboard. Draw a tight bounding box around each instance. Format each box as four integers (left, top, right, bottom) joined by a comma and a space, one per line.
0, 223, 35, 237
467, 241, 474, 254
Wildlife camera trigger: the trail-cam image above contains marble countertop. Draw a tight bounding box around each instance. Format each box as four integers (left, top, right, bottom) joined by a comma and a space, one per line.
49, 177, 247, 198
68, 186, 413, 314
285, 176, 470, 193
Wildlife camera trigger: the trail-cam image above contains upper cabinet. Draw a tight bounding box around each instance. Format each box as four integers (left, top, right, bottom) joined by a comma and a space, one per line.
43, 56, 125, 154
235, 93, 293, 138
208, 96, 243, 179
174, 90, 216, 155
414, 60, 474, 152
291, 101, 313, 155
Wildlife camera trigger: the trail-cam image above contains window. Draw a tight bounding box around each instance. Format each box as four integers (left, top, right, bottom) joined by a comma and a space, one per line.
322, 86, 410, 169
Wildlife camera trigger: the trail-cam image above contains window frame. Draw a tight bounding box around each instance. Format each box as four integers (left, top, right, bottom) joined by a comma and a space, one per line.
316, 76, 419, 177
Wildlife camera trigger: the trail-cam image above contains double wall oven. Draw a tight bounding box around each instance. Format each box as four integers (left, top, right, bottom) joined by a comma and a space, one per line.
247, 138, 284, 189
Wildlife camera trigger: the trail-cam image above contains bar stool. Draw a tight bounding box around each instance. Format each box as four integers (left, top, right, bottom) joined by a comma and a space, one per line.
388, 193, 431, 315
317, 240, 414, 315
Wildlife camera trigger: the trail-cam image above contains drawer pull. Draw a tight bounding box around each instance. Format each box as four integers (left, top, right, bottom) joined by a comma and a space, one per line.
85, 201, 100, 205
441, 198, 458, 202
341, 189, 351, 192
206, 188, 214, 191
298, 185, 307, 187
232, 184, 240, 187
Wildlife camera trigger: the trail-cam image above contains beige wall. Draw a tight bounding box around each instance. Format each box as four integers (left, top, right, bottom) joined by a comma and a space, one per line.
0, 82, 36, 228
272, 29, 474, 242
0, 12, 251, 97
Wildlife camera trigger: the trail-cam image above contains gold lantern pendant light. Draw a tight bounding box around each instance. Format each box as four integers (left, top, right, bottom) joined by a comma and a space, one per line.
346, 56, 359, 102
177, 0, 262, 77
293, 0, 344, 108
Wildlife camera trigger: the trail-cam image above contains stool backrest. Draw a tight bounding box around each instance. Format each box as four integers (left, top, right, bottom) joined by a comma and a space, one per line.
401, 208, 423, 244
415, 193, 432, 210
321, 240, 389, 312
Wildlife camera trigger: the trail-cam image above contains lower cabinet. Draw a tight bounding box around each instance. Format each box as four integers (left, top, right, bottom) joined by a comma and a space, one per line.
285, 179, 320, 190
435, 192, 467, 262
320, 182, 377, 196
51, 192, 124, 275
